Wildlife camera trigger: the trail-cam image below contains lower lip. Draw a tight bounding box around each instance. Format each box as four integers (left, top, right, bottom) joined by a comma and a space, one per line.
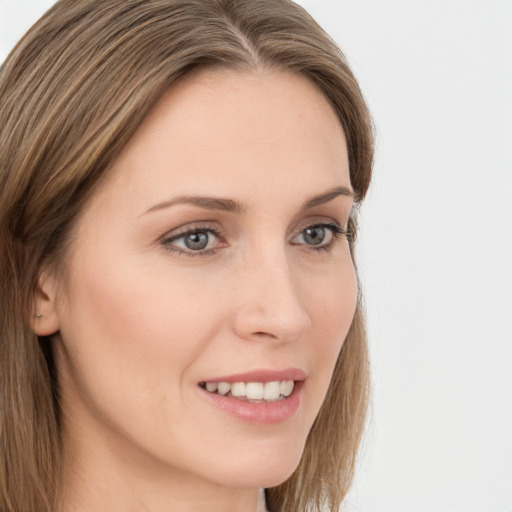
198, 381, 304, 425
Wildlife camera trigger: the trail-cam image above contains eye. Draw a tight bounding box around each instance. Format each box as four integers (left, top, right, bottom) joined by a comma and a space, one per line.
291, 222, 347, 250
161, 227, 222, 256
301, 225, 331, 246
180, 231, 210, 251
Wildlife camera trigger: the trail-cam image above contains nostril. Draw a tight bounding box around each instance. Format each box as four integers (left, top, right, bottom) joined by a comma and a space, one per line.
252, 331, 279, 339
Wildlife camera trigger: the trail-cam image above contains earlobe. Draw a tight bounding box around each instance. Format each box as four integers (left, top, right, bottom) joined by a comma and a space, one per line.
31, 273, 60, 336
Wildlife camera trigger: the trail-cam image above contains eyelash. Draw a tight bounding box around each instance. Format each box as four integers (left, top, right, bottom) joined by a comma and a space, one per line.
160, 222, 350, 257
297, 223, 350, 254
161, 223, 223, 257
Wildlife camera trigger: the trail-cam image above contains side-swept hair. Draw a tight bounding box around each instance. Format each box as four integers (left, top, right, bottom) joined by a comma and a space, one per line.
0, 1, 373, 510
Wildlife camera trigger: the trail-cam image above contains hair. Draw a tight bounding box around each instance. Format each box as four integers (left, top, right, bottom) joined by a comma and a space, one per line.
0, 1, 373, 511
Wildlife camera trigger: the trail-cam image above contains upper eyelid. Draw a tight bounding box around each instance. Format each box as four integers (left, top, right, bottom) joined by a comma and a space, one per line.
160, 217, 345, 237
165, 226, 219, 239
161, 222, 222, 240
291, 222, 347, 241
290, 217, 343, 237
162, 218, 341, 236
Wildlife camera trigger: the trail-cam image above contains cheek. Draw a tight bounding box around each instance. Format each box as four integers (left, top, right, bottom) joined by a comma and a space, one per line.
55, 247, 236, 404
311, 256, 357, 334
304, 259, 357, 397
55, 259, 196, 414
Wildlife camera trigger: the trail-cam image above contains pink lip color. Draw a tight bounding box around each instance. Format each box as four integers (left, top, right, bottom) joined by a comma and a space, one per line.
198, 368, 306, 425
201, 367, 306, 384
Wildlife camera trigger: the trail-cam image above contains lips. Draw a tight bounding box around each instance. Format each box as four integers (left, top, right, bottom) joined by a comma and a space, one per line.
199, 368, 306, 384
197, 368, 306, 424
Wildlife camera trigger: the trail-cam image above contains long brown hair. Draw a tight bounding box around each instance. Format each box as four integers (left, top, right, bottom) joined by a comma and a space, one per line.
0, 1, 373, 511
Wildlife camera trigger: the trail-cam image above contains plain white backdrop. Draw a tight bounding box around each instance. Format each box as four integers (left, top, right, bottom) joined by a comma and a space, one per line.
1, 2, 511, 512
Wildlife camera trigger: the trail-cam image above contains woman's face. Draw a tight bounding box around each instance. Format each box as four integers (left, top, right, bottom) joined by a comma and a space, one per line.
48, 70, 356, 496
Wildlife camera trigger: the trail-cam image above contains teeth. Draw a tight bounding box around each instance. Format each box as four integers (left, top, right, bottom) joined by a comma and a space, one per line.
281, 380, 294, 397
206, 382, 218, 393
231, 382, 246, 397
217, 382, 230, 395
263, 381, 281, 400
246, 382, 264, 400
202, 380, 296, 401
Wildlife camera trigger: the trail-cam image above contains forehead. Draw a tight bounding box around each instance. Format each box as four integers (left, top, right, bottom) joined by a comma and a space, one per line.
135, 68, 342, 139
83, 69, 350, 218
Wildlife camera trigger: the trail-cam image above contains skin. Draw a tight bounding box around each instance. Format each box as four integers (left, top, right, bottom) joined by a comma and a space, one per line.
35, 69, 357, 512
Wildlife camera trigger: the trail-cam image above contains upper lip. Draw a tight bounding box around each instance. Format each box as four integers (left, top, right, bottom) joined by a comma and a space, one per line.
200, 368, 306, 384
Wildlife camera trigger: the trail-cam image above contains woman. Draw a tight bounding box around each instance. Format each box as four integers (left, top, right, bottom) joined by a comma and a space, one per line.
0, 1, 373, 511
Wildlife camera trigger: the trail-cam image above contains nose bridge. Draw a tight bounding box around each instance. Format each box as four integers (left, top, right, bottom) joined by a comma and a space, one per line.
232, 240, 311, 342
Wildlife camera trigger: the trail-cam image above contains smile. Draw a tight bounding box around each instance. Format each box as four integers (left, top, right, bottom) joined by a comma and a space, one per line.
198, 369, 306, 424
199, 380, 295, 402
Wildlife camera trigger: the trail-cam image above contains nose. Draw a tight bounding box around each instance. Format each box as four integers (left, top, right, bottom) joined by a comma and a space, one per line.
231, 247, 311, 344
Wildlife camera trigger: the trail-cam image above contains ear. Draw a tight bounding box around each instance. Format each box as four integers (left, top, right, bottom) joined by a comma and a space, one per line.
31, 272, 61, 336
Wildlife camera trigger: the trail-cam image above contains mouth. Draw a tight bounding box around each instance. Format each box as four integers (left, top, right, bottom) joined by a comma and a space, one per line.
199, 380, 295, 403
197, 369, 306, 424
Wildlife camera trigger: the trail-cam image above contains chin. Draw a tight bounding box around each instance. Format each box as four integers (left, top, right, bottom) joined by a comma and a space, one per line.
207, 436, 306, 489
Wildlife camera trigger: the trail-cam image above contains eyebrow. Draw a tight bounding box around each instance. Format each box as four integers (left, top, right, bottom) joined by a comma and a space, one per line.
143, 196, 246, 215
300, 186, 354, 210
142, 185, 353, 216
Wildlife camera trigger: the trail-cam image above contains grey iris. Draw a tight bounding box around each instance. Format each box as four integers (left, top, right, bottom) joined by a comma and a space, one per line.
304, 226, 325, 245
185, 232, 209, 250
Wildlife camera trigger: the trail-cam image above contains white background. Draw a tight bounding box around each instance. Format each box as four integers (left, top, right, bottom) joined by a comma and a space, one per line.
1, 2, 511, 512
